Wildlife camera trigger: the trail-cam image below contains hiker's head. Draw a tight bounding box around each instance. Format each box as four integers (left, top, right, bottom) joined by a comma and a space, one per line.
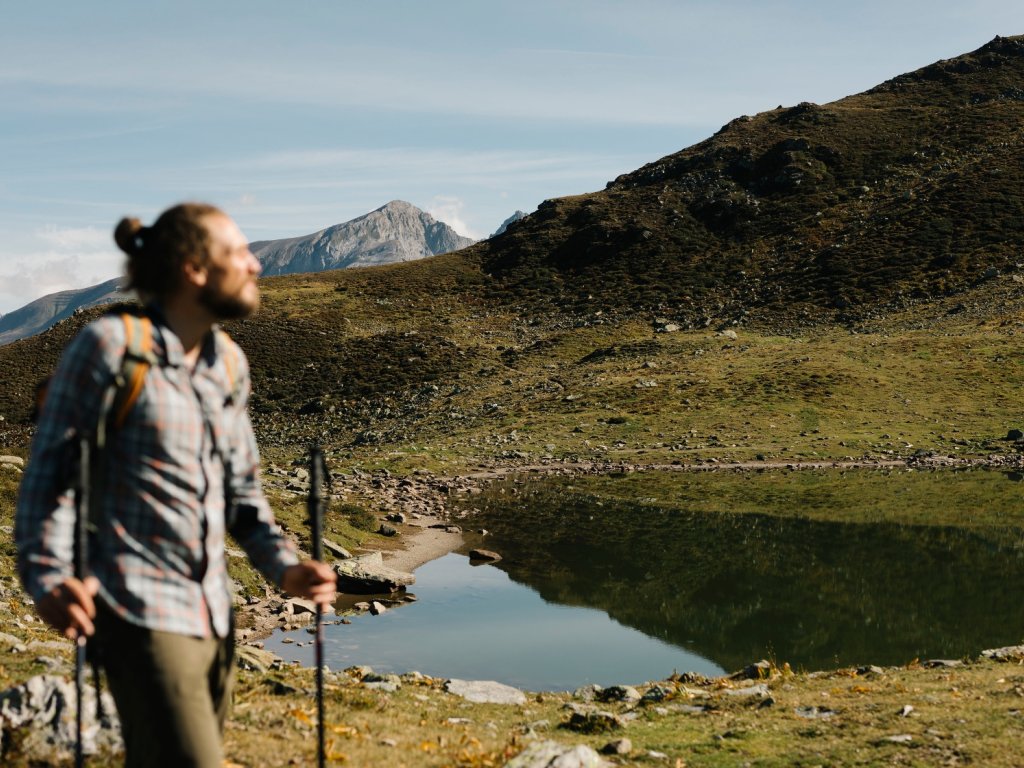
114, 203, 261, 318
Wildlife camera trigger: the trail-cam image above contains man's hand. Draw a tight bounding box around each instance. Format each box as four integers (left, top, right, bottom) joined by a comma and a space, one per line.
281, 561, 337, 606
36, 576, 100, 640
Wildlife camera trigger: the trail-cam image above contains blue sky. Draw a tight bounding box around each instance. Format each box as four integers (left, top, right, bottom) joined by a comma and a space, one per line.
1, 1, 1021, 314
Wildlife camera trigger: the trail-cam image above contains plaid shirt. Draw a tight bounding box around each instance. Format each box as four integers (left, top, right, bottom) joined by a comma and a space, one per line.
16, 309, 298, 638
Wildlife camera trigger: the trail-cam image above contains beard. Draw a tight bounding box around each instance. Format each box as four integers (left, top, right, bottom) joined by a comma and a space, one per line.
198, 281, 259, 320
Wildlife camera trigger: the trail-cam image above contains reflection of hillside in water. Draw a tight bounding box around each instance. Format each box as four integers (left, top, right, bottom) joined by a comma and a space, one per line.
468, 480, 1024, 672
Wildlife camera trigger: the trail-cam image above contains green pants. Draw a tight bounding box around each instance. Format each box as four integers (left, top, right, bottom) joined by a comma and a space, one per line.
96, 606, 235, 768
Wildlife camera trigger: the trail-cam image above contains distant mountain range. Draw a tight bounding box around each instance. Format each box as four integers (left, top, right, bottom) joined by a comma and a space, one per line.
251, 200, 476, 276
0, 201, 478, 345
0, 277, 128, 346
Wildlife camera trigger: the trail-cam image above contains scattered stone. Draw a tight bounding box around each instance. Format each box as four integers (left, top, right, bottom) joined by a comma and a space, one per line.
385, 512, 407, 524
574, 684, 603, 702
719, 329, 738, 340
468, 549, 502, 563
982, 645, 1024, 662
1007, 429, 1024, 441
640, 684, 673, 703
504, 740, 610, 768
236, 646, 282, 673
724, 683, 771, 700
0, 674, 121, 761
369, 601, 387, 616
0, 632, 27, 653
378, 738, 397, 747
444, 679, 527, 705
923, 659, 962, 668
599, 737, 632, 756
322, 539, 352, 559
378, 523, 399, 537
283, 598, 317, 616
0, 455, 25, 468
597, 685, 641, 704
731, 660, 772, 680
563, 711, 624, 734
446, 717, 473, 725
795, 706, 835, 720
898, 704, 915, 717
857, 665, 886, 676
882, 734, 914, 744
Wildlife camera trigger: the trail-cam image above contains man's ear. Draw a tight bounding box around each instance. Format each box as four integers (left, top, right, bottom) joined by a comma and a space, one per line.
182, 259, 208, 288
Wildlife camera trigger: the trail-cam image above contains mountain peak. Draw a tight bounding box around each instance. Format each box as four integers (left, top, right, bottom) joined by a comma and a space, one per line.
253, 202, 476, 277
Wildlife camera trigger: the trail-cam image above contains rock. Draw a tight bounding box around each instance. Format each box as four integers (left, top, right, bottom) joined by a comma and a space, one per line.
984, 645, 1024, 662
444, 679, 527, 705
0, 632, 28, 653
724, 683, 771, 699
1007, 429, 1024, 441
0, 455, 24, 467
564, 711, 624, 733
504, 740, 610, 768
794, 706, 835, 719
283, 598, 318, 616
369, 601, 387, 615
898, 704, 915, 717
378, 523, 399, 537
322, 539, 352, 559
468, 548, 502, 563
574, 684, 603, 702
0, 674, 121, 761
641, 685, 673, 703
333, 552, 415, 594
385, 512, 407, 524
923, 659, 962, 668
236, 646, 282, 673
719, 329, 738, 340
600, 738, 632, 756
731, 660, 772, 680
597, 685, 641, 704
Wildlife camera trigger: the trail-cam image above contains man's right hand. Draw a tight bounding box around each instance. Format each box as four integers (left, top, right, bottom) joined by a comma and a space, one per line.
36, 576, 99, 640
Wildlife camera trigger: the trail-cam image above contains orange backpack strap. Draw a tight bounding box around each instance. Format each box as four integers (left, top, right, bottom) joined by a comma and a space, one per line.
109, 313, 158, 431
215, 328, 243, 406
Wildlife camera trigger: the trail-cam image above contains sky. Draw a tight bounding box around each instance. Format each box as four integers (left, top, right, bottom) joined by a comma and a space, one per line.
1, 1, 1021, 315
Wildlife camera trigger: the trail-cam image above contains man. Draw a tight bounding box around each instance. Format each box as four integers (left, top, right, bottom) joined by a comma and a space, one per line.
15, 202, 336, 767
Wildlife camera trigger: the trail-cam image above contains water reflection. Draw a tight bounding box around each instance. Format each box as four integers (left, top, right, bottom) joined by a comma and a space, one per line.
466, 476, 1024, 672
267, 553, 723, 691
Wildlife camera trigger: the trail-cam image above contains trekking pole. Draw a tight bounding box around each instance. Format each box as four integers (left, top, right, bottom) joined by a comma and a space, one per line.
74, 435, 90, 768
308, 445, 326, 768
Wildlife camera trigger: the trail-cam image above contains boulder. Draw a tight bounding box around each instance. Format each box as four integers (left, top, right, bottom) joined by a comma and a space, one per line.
333, 552, 415, 594
444, 679, 526, 705
468, 549, 502, 563
322, 539, 353, 559
0, 455, 24, 467
504, 740, 610, 768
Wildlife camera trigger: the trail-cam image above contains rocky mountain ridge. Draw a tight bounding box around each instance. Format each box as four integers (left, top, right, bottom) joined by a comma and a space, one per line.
0, 277, 127, 346
251, 200, 476, 277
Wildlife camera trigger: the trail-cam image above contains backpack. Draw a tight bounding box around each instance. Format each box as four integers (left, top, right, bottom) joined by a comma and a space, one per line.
34, 310, 243, 438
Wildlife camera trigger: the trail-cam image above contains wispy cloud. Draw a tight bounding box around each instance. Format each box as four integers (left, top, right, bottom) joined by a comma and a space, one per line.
0, 225, 121, 313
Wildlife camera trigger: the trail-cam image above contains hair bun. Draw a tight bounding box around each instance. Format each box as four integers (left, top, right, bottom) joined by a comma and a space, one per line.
114, 217, 146, 257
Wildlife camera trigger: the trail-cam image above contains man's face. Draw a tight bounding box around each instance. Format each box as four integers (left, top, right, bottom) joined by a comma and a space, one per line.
197, 213, 261, 320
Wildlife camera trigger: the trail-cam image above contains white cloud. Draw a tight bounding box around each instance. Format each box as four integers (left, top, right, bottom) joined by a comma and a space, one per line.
427, 196, 481, 240
0, 225, 121, 314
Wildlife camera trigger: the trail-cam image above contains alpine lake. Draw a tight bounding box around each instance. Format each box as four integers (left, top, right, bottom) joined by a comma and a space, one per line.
266, 465, 1024, 691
